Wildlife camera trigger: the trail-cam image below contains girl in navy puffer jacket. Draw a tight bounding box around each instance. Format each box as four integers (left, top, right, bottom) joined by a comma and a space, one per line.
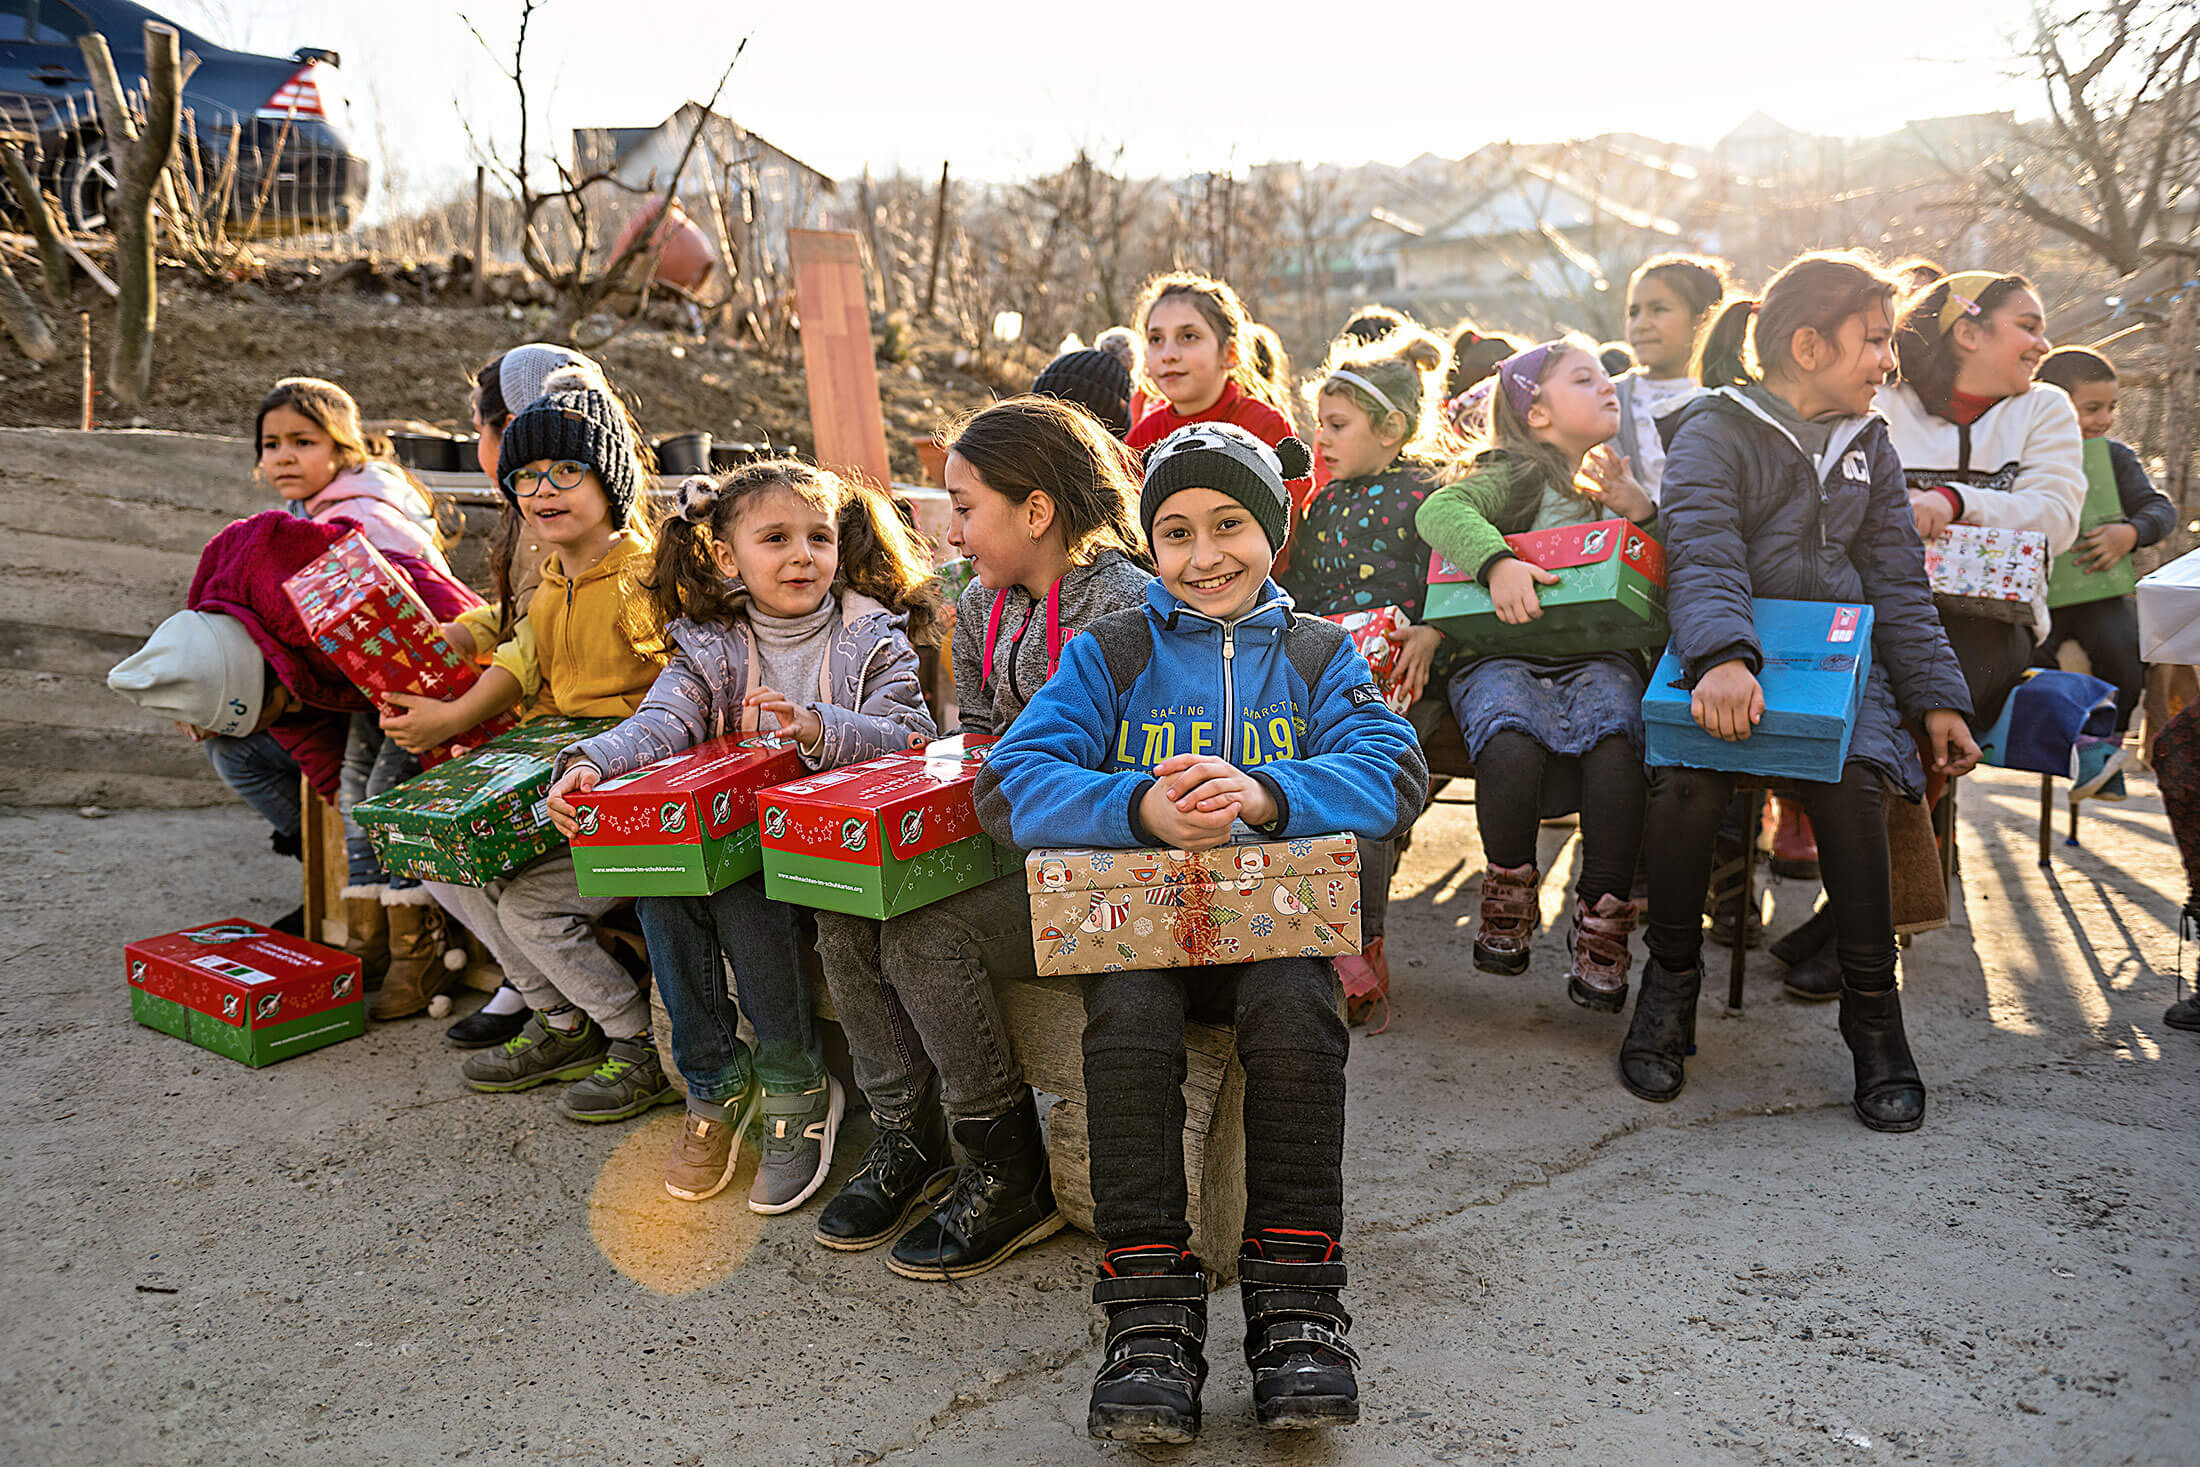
1625, 252, 1980, 1135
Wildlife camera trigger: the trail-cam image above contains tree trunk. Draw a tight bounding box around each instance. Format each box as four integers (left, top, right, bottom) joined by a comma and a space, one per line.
0, 143, 72, 307
0, 251, 58, 361
2165, 291, 2198, 521
79, 22, 182, 408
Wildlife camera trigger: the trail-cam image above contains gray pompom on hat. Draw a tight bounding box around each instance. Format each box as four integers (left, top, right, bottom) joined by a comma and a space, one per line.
1138, 422, 1310, 554
498, 343, 595, 416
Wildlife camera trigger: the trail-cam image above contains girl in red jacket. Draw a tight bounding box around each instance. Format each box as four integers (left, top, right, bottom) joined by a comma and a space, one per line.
1126, 273, 1310, 509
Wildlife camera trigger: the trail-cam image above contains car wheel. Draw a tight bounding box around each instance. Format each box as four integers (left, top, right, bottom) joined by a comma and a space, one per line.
59, 143, 119, 233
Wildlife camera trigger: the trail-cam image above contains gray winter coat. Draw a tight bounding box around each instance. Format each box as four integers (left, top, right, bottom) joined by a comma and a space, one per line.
1657, 388, 1972, 799
560, 591, 936, 779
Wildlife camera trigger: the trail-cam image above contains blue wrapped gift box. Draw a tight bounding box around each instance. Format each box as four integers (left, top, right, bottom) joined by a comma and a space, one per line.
1643, 599, 1875, 782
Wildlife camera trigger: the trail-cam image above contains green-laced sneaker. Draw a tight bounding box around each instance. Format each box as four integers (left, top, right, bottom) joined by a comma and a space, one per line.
559, 1036, 679, 1123
462, 1013, 608, 1093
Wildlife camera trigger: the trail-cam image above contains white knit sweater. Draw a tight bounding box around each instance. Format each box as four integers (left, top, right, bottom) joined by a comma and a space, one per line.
1874, 380, 2086, 639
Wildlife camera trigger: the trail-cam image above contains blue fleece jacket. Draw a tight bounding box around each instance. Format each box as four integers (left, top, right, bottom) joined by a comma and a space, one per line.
974, 578, 1430, 851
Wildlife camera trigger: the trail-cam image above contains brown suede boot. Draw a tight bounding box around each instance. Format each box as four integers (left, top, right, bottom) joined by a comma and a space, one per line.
371, 893, 452, 1020
1564, 893, 1636, 1012
341, 890, 390, 988
1473, 864, 1540, 975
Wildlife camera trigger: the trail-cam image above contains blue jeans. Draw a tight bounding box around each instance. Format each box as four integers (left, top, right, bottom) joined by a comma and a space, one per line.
340, 712, 422, 889
639, 875, 824, 1099
203, 730, 302, 842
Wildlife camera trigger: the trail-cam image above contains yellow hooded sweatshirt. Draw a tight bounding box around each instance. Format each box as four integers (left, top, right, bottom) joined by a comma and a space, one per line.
529, 531, 662, 718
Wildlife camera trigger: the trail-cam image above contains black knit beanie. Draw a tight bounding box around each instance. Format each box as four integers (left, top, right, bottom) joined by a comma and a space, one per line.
496, 367, 640, 528
1033, 348, 1133, 437
1138, 423, 1311, 554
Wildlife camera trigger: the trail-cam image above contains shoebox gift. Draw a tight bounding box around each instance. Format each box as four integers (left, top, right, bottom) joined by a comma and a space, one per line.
1324, 606, 1410, 710
1924, 523, 2048, 623
759, 734, 1013, 919
1423, 518, 1667, 655
568, 733, 804, 897
2138, 544, 2200, 663
2048, 439, 2139, 609
282, 528, 520, 766
127, 919, 363, 1067
355, 715, 619, 886
1643, 599, 1875, 782
1025, 834, 1363, 977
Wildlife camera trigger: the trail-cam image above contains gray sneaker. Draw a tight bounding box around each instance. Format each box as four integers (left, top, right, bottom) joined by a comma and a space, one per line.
559, 1037, 680, 1123
462, 1013, 607, 1092
749, 1075, 845, 1215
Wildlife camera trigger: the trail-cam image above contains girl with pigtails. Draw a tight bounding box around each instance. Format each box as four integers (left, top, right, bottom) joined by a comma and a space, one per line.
545, 461, 946, 1215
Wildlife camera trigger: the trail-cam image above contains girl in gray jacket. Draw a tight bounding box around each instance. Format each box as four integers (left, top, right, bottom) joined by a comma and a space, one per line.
548, 462, 946, 1214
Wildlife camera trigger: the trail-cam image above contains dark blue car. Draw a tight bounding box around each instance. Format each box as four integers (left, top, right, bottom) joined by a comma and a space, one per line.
0, 0, 369, 233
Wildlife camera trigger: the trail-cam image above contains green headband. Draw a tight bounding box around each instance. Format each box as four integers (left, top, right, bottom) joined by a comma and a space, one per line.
1935, 271, 2008, 334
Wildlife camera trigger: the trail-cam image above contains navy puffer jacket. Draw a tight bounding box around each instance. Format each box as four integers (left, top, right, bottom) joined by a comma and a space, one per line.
1657, 388, 1972, 799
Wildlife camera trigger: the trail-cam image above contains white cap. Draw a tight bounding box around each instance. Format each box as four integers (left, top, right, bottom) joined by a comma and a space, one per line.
107, 610, 266, 737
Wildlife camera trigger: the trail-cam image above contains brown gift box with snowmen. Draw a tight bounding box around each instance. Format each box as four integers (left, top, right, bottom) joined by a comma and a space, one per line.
1024, 834, 1364, 977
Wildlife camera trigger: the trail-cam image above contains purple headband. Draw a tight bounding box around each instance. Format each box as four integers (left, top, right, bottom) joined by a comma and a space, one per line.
1496, 344, 1557, 419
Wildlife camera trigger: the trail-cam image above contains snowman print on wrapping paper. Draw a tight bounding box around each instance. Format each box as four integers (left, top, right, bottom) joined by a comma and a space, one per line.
1231, 845, 1270, 895
1037, 857, 1073, 895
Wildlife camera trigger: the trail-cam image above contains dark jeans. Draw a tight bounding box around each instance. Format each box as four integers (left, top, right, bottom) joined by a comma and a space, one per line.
1080, 956, 1347, 1251
1943, 610, 2036, 731
1645, 761, 1894, 989
2037, 596, 2143, 734
639, 875, 824, 1098
814, 872, 1030, 1127
1475, 730, 1645, 904
340, 712, 422, 889
203, 730, 302, 841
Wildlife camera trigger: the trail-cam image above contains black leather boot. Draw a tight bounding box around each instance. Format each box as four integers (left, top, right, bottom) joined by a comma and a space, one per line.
1619, 956, 1701, 1103
1087, 1245, 1208, 1444
887, 1088, 1064, 1280
1838, 982, 1925, 1132
813, 1103, 948, 1251
1240, 1231, 1359, 1429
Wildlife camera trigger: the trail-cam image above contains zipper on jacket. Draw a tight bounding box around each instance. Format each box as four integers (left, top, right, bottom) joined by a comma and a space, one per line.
1221, 624, 1237, 763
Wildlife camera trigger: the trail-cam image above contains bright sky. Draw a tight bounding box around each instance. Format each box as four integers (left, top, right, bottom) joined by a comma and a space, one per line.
163, 0, 2046, 215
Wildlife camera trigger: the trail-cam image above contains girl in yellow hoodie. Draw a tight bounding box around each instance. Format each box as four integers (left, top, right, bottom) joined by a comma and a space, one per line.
383, 367, 674, 1120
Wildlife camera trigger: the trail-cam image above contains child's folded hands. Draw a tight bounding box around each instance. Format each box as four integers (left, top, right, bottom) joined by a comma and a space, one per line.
1139, 753, 1273, 851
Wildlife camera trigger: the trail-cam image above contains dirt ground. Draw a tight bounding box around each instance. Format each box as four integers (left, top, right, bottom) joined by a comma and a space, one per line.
2, 764, 2195, 1465
0, 267, 1001, 480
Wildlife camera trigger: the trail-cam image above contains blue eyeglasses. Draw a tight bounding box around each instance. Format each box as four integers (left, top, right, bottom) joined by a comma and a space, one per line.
503, 460, 591, 497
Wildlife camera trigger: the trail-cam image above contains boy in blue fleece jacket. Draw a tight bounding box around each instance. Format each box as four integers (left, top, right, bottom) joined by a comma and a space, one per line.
976, 423, 1428, 1443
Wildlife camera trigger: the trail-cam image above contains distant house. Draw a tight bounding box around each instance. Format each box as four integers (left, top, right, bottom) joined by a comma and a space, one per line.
571, 104, 840, 278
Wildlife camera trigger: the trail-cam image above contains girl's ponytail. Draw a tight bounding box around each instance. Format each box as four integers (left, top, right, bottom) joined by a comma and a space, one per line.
1694, 299, 1760, 388
641, 476, 736, 634
833, 479, 949, 647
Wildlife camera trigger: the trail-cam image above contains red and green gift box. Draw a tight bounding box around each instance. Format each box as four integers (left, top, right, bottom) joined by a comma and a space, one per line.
282, 528, 519, 766
1024, 835, 1364, 977
1423, 518, 1667, 655
568, 733, 805, 897
1324, 606, 1409, 707
126, 919, 363, 1067
758, 734, 1013, 919
354, 716, 619, 886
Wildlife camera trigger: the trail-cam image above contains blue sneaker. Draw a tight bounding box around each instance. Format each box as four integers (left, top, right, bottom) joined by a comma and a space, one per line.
2071, 738, 2130, 802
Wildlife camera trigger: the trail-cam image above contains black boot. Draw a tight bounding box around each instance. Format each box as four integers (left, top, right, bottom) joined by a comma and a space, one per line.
1838, 982, 1925, 1132
1619, 957, 1700, 1103
1087, 1245, 1208, 1444
1240, 1231, 1360, 1429
887, 1089, 1064, 1280
1772, 905, 1841, 1000
814, 1103, 948, 1251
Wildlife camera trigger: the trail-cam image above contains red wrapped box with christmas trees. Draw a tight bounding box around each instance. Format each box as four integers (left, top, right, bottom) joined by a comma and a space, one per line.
282, 529, 518, 766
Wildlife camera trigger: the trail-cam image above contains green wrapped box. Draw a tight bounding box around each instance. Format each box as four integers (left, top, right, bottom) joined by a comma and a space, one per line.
355, 716, 619, 885
2047, 437, 2139, 609
1424, 519, 1668, 656
127, 919, 364, 1068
